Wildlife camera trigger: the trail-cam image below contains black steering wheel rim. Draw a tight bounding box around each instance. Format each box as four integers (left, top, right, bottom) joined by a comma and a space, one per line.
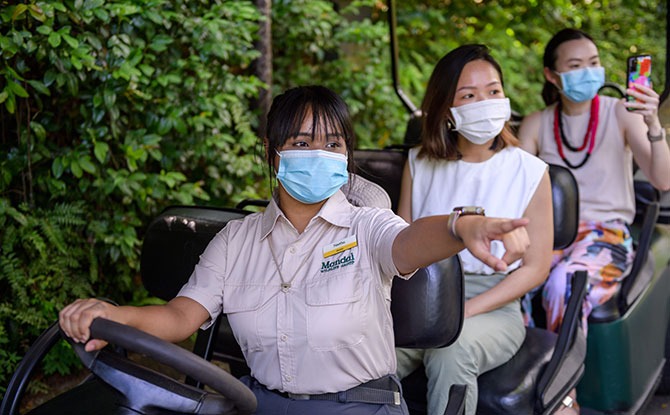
75, 318, 257, 414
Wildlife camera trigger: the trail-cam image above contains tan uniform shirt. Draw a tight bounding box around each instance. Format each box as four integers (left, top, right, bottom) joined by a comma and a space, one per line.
178, 190, 410, 394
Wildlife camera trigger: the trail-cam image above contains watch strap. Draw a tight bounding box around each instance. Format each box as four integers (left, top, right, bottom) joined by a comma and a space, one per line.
648, 129, 666, 143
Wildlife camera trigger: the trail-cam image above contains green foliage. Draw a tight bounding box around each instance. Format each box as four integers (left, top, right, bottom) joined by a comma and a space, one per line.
1, 0, 264, 392
272, 0, 407, 148
394, 0, 667, 115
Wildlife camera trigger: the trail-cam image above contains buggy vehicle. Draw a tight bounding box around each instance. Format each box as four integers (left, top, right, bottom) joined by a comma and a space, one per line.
3, 1, 670, 414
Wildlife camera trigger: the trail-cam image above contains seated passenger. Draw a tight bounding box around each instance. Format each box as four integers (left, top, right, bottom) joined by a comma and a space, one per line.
518, 28, 670, 333
395, 44, 553, 415
59, 85, 531, 415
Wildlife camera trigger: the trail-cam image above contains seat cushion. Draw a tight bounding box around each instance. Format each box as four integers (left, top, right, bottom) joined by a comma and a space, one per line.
476, 327, 556, 414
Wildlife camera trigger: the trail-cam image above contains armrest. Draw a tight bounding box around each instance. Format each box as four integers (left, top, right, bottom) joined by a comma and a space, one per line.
443, 384, 467, 415
537, 270, 588, 411
619, 200, 660, 310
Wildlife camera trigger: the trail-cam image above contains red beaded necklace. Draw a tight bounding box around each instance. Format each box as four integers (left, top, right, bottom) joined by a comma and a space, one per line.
552, 95, 599, 169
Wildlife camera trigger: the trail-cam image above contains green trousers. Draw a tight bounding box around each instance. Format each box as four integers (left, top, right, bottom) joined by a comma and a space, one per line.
396, 272, 525, 415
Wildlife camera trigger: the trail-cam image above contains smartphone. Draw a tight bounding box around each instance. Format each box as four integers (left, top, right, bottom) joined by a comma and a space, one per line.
627, 54, 652, 104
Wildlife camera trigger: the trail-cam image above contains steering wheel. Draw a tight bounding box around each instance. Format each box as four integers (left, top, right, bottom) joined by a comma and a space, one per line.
67, 318, 257, 415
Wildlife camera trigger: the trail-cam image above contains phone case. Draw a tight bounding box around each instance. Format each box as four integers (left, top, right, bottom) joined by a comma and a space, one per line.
627, 55, 652, 103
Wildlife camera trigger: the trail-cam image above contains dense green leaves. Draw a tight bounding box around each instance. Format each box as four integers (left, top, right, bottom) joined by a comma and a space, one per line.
1, 0, 263, 393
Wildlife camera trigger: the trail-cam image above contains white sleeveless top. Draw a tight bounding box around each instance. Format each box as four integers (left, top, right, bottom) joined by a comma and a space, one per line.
409, 146, 547, 275
536, 95, 635, 224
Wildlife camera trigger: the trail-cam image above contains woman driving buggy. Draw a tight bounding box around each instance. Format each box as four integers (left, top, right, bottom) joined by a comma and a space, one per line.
59, 85, 531, 415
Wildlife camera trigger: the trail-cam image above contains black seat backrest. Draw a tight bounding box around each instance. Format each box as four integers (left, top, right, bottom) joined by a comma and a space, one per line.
548, 164, 579, 251
392, 256, 463, 349
353, 149, 407, 212
140, 206, 249, 300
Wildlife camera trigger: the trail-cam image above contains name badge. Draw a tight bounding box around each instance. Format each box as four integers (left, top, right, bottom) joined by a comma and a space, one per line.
323, 234, 358, 258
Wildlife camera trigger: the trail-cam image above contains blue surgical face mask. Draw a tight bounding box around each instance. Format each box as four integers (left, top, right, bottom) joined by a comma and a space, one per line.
276, 149, 349, 204
557, 66, 605, 103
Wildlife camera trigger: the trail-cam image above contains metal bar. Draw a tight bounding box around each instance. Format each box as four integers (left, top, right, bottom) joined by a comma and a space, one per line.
387, 0, 419, 114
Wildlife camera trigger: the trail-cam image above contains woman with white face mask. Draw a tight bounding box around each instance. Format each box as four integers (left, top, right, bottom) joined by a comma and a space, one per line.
518, 28, 670, 413
396, 44, 553, 415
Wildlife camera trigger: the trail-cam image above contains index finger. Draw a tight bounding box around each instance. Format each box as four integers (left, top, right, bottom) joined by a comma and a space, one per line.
494, 218, 530, 234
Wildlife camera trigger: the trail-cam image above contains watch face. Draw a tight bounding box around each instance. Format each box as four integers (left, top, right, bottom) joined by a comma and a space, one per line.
455, 206, 486, 216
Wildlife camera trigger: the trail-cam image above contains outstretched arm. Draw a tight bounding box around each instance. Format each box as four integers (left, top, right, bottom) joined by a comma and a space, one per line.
392, 214, 530, 276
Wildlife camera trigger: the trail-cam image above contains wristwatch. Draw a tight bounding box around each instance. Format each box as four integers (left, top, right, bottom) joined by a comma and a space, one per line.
648, 128, 666, 143
448, 206, 486, 241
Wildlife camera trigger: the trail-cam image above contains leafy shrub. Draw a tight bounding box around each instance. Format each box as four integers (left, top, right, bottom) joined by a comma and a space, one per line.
0, 0, 264, 391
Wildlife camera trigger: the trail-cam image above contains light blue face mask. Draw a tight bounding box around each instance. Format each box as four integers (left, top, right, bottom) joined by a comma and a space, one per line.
276, 149, 349, 204
557, 66, 605, 103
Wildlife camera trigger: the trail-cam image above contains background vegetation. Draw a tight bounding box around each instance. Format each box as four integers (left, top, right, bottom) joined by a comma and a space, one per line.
0, 0, 666, 396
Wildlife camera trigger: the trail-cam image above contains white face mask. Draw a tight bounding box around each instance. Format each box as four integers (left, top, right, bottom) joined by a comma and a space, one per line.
450, 98, 511, 145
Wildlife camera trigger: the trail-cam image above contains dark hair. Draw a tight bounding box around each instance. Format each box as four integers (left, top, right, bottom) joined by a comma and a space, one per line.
542, 28, 597, 105
265, 85, 356, 179
419, 44, 518, 160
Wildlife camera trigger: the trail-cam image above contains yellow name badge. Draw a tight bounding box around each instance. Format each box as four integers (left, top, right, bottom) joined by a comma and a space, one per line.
323, 234, 358, 258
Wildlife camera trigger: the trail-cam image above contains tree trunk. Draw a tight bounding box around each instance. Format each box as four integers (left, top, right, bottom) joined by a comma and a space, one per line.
254, 0, 272, 138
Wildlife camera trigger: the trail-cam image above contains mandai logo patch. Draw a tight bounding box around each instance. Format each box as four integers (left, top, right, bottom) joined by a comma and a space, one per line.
321, 235, 357, 273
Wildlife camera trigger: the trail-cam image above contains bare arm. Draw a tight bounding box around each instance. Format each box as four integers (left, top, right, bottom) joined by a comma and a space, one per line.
59, 296, 210, 352
517, 110, 542, 156
464, 170, 553, 318
397, 160, 413, 222
392, 214, 530, 276
620, 83, 670, 191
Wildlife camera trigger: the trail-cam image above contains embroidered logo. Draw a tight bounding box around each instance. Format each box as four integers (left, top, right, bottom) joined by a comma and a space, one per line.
320, 252, 355, 273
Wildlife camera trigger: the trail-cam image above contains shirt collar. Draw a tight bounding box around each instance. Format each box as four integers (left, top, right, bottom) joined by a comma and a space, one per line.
260, 190, 352, 239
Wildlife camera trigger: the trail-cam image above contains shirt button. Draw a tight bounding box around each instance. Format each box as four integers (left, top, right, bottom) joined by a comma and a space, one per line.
285, 376, 292, 382
281, 334, 288, 341
289, 247, 296, 254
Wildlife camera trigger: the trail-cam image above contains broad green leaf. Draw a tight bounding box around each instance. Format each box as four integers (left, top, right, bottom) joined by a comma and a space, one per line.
48, 32, 61, 47
70, 160, 83, 178
94, 142, 109, 163
4, 94, 15, 113
12, 5, 28, 20
78, 156, 96, 174
36, 25, 52, 35
28, 4, 46, 22
52, 158, 64, 178
30, 121, 47, 140
62, 34, 79, 48
26, 80, 50, 96
7, 81, 29, 98
103, 88, 116, 108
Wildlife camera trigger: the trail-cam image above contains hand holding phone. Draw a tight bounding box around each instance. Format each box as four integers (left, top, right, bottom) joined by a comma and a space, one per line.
626, 54, 652, 106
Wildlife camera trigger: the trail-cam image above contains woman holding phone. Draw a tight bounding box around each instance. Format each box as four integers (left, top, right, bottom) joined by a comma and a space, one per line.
518, 27, 670, 335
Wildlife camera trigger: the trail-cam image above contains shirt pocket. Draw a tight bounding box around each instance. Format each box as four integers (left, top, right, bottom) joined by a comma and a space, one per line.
305, 269, 367, 351
223, 284, 271, 352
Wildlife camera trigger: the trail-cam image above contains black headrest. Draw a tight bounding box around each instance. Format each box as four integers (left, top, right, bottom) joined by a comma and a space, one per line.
353, 149, 407, 212
392, 256, 464, 349
548, 164, 579, 250
140, 206, 249, 301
